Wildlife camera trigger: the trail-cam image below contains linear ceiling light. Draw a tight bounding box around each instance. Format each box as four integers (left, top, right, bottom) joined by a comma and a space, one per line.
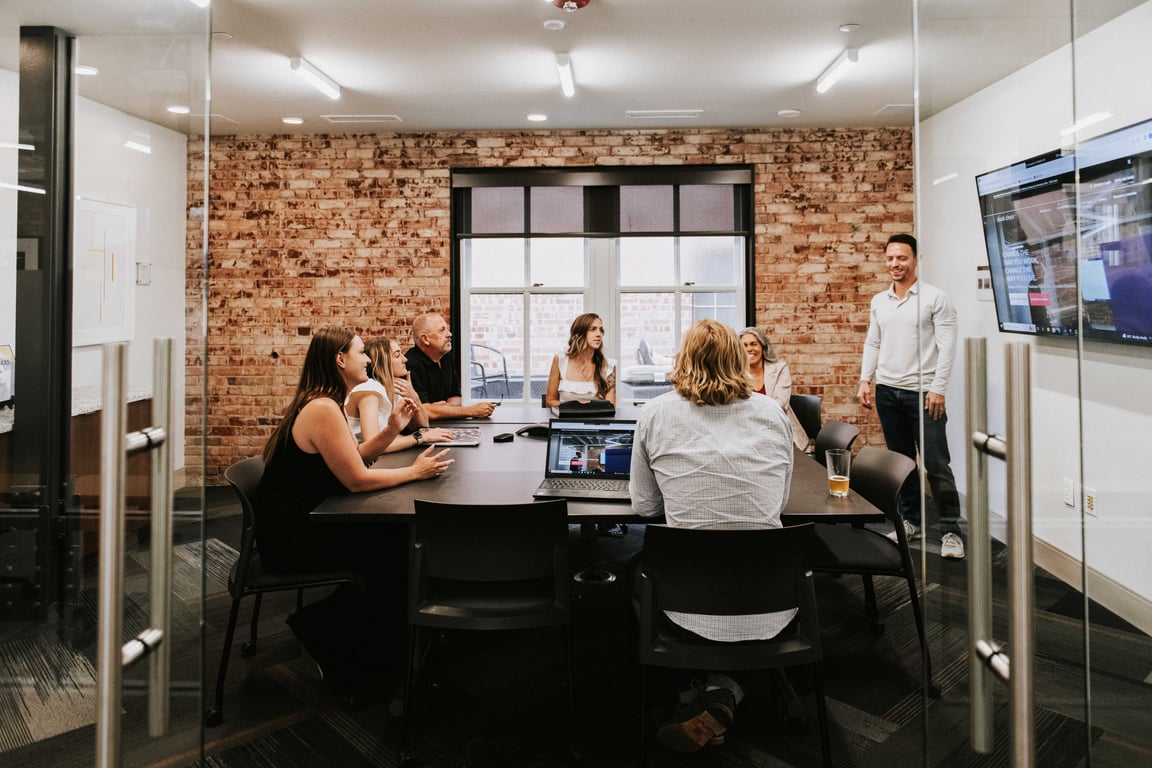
290, 57, 341, 100
815, 48, 859, 94
555, 53, 575, 98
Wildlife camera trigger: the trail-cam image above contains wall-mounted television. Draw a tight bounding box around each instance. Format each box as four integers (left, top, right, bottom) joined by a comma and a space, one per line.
976, 117, 1152, 345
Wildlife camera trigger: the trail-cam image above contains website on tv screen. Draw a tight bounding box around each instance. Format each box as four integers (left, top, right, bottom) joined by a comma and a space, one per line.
976, 117, 1152, 345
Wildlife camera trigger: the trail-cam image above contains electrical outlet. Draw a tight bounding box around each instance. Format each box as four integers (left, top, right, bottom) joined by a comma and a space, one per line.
1084, 487, 1099, 518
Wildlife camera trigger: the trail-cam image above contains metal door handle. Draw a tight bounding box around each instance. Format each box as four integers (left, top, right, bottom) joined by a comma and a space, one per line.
965, 339, 1034, 766
95, 339, 175, 768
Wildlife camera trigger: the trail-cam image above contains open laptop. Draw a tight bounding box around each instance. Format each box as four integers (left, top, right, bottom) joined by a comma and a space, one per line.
532, 418, 636, 502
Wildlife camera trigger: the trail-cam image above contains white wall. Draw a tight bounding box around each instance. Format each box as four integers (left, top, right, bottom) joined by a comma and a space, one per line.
1, 70, 189, 471
919, 2, 1152, 624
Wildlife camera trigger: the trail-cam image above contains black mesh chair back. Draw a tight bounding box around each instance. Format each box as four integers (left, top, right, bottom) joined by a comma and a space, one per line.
814, 419, 860, 466
204, 456, 364, 726
636, 523, 830, 766
789, 393, 823, 443
809, 446, 937, 694
399, 499, 573, 761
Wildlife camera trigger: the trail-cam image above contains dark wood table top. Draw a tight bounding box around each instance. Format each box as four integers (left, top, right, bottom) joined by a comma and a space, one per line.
311, 421, 884, 525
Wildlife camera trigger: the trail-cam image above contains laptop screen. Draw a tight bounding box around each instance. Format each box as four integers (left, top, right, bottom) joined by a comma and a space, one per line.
544, 418, 636, 480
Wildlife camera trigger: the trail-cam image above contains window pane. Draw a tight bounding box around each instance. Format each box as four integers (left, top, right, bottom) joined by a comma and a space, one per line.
468, 238, 525, 288
681, 236, 741, 286
680, 184, 734, 231
619, 292, 677, 400
530, 186, 583, 232
683, 292, 739, 327
471, 187, 524, 233
469, 294, 523, 398
620, 184, 673, 232
620, 237, 675, 285
529, 238, 585, 287
530, 294, 584, 400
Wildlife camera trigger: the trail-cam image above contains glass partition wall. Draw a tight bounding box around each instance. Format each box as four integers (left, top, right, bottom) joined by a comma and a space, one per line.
917, 0, 1152, 765
1, 2, 209, 766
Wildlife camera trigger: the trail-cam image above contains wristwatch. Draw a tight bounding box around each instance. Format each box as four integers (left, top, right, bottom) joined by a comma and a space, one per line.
413, 429, 424, 445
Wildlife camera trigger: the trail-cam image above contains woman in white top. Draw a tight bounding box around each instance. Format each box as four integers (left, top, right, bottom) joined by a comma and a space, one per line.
740, 327, 808, 452
547, 313, 623, 536
345, 336, 454, 454
545, 312, 617, 408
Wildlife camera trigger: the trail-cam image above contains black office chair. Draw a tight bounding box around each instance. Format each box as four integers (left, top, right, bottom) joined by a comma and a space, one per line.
789, 393, 823, 446
469, 342, 510, 398
813, 419, 860, 466
809, 446, 937, 695
398, 498, 575, 765
204, 456, 365, 727
635, 524, 831, 766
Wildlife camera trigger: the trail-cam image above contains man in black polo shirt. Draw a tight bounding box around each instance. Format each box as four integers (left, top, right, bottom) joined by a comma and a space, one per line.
405, 311, 495, 421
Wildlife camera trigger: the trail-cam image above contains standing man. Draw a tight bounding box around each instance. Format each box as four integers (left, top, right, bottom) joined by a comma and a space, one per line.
857, 233, 964, 559
631, 319, 795, 752
405, 311, 495, 421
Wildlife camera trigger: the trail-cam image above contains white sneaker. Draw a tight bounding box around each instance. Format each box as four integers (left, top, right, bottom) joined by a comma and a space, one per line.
887, 519, 919, 543
941, 533, 965, 559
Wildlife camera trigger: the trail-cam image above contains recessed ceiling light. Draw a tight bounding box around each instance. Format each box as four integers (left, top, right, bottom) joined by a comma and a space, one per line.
839, 23, 861, 33
212, 32, 233, 40
282, 117, 304, 125
74, 65, 99, 76
777, 108, 802, 118
167, 105, 191, 115
527, 113, 548, 122
543, 20, 566, 31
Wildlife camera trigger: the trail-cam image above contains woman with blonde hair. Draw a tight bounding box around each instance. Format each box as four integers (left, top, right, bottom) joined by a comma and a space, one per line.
345, 335, 454, 454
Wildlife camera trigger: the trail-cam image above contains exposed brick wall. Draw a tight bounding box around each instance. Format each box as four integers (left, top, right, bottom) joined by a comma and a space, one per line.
188, 128, 913, 483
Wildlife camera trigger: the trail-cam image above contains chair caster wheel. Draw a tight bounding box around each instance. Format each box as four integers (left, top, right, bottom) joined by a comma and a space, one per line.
204, 707, 223, 727
241, 641, 258, 657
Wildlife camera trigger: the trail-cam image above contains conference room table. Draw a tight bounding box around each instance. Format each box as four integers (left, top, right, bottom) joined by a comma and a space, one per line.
310, 415, 885, 526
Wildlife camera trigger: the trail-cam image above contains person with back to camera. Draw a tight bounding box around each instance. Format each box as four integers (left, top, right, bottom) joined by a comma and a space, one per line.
630, 318, 795, 752
345, 335, 455, 454
857, 233, 965, 559
546, 312, 623, 536
405, 310, 496, 421
255, 326, 454, 700
739, 326, 810, 452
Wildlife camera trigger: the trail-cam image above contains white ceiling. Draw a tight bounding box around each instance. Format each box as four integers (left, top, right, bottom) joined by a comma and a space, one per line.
2, 0, 1145, 137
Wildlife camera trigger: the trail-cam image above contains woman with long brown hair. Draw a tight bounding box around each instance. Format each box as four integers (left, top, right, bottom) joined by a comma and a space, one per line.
256, 326, 453, 698
545, 312, 617, 407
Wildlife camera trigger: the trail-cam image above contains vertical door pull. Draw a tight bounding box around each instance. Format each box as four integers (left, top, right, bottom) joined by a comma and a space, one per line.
964, 339, 1035, 766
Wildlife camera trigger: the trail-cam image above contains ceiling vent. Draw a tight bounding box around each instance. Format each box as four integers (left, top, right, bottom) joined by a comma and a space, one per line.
321, 114, 404, 124
625, 109, 703, 120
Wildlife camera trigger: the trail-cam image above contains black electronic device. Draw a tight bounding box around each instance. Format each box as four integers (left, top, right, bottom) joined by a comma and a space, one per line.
493, 432, 514, 443
976, 116, 1152, 346
515, 422, 550, 438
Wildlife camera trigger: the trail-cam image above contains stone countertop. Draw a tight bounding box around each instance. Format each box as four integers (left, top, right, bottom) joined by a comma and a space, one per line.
0, 386, 151, 434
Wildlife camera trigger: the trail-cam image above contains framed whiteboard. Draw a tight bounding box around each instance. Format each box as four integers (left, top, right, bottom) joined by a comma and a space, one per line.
73, 198, 136, 346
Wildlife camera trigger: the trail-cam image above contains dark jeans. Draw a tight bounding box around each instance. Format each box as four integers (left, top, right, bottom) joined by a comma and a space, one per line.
874, 384, 962, 536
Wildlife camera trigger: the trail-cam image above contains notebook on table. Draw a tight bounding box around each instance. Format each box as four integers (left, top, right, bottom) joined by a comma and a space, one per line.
439, 426, 481, 446
532, 418, 636, 501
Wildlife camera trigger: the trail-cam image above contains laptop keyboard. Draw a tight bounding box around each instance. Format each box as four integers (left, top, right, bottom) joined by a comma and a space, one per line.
541, 478, 629, 491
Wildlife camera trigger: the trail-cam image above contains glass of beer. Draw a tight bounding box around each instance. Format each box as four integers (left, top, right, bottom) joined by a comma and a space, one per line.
826, 449, 850, 497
